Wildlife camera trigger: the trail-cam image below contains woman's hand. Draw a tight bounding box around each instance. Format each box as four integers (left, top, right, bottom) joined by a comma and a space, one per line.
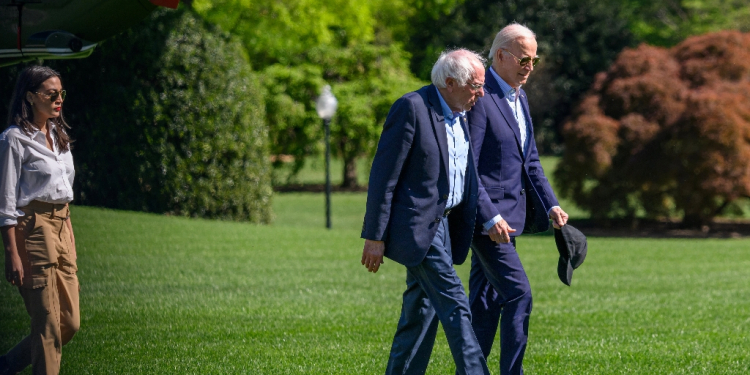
4, 251, 23, 286
1, 226, 23, 286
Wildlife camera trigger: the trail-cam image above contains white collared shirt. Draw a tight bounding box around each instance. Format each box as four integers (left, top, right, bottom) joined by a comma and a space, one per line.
490, 67, 528, 155
0, 124, 75, 226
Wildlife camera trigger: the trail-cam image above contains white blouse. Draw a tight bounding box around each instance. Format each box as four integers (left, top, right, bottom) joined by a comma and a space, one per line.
0, 124, 75, 226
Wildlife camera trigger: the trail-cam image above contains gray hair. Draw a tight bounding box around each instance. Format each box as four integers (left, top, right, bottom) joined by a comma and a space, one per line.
488, 23, 536, 61
431, 49, 486, 88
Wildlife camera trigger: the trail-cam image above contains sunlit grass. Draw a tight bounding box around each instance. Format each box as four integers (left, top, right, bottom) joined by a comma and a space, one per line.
1, 194, 749, 374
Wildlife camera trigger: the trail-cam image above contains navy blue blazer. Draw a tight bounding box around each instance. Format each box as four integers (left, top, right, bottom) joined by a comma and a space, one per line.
361, 85, 479, 267
468, 69, 559, 235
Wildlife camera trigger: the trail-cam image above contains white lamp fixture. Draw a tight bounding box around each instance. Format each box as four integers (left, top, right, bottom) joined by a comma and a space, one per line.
315, 85, 338, 120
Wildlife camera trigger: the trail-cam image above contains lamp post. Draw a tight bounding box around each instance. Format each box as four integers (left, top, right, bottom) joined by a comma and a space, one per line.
316, 85, 338, 229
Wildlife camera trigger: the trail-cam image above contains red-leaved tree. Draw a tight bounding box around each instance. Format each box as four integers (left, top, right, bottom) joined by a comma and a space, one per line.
555, 31, 750, 226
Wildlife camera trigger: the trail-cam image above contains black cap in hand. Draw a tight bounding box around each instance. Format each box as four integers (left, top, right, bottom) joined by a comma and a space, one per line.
554, 224, 588, 286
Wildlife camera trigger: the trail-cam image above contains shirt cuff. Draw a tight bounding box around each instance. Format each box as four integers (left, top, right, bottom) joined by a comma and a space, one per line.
0, 216, 17, 227
547, 206, 560, 217
483, 214, 503, 232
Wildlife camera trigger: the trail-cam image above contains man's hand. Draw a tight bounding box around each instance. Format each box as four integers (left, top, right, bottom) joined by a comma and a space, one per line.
549, 207, 569, 229
361, 239, 385, 273
488, 219, 516, 244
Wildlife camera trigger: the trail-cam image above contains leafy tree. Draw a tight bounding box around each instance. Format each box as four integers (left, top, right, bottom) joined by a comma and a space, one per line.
309, 44, 424, 187
31, 8, 272, 222
191, 0, 463, 63
555, 31, 750, 226
403, 0, 636, 154
262, 64, 327, 179
192, 0, 377, 66
622, 0, 750, 47
192, 0, 426, 187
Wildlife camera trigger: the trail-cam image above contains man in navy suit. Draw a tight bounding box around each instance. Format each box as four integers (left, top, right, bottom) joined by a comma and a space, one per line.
361, 49, 491, 375
467, 24, 569, 375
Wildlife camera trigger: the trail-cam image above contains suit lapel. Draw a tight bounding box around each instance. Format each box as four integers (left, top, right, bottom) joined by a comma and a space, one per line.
519, 89, 533, 162
427, 85, 450, 177
462, 115, 477, 198
486, 70, 524, 155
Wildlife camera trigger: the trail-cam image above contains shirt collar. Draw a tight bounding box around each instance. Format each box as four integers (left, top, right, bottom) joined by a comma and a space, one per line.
489, 67, 521, 102
29, 122, 56, 150
434, 86, 465, 121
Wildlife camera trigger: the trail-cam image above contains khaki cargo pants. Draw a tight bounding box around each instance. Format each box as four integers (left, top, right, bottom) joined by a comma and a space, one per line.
5, 201, 79, 375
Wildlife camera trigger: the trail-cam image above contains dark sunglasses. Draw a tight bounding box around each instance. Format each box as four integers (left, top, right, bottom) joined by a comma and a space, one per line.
502, 49, 540, 67
33, 89, 67, 101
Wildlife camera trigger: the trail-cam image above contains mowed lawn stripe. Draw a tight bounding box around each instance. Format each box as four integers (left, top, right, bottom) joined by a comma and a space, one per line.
1, 193, 749, 374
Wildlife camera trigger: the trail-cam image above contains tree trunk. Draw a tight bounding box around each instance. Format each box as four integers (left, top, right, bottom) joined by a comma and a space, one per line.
342, 157, 358, 189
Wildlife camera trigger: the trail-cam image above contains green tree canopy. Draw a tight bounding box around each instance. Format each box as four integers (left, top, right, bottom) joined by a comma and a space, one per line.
310, 44, 424, 187
192, 0, 377, 65
192, 0, 426, 187
623, 0, 750, 47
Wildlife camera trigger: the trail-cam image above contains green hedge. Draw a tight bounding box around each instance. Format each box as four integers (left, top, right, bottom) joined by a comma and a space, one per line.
38, 8, 271, 222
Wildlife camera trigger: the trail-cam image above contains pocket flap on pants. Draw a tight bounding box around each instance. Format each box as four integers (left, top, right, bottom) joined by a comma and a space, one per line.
21, 266, 51, 289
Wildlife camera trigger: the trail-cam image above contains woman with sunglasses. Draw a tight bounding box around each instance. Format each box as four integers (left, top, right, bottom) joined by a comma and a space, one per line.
0, 66, 79, 375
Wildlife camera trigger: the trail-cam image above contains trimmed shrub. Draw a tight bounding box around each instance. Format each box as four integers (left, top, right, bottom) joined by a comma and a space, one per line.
44, 8, 272, 222
556, 31, 750, 226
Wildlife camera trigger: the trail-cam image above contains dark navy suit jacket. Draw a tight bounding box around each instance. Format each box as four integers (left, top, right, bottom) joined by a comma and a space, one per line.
361, 85, 479, 267
468, 69, 558, 235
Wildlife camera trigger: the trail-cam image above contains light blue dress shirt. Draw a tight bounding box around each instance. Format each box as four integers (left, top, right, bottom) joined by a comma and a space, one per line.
482, 68, 559, 231
490, 67, 529, 155
435, 87, 469, 209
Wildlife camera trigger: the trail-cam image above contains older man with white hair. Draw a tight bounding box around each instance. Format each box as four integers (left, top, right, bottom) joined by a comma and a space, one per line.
466, 23, 569, 375
361, 49, 490, 374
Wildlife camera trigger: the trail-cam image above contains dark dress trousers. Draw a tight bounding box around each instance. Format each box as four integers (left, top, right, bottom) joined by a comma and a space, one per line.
466, 70, 559, 375
362, 85, 489, 375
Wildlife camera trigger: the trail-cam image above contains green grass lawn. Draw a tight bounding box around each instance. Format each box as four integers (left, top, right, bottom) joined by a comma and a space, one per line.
272, 156, 372, 187
2, 193, 750, 374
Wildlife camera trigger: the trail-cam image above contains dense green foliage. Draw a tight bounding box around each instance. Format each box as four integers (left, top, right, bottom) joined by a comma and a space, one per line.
311, 44, 424, 187
2, 199, 750, 373
262, 64, 327, 177
623, 0, 750, 47
190, 0, 460, 66
192, 0, 425, 186
40, 8, 271, 222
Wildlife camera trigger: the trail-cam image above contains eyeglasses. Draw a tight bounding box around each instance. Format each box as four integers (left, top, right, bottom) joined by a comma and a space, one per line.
33, 90, 66, 101
468, 82, 485, 90
502, 49, 540, 67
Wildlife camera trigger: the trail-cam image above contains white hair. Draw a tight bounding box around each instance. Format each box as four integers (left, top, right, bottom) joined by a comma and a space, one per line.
488, 23, 536, 61
431, 49, 486, 88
